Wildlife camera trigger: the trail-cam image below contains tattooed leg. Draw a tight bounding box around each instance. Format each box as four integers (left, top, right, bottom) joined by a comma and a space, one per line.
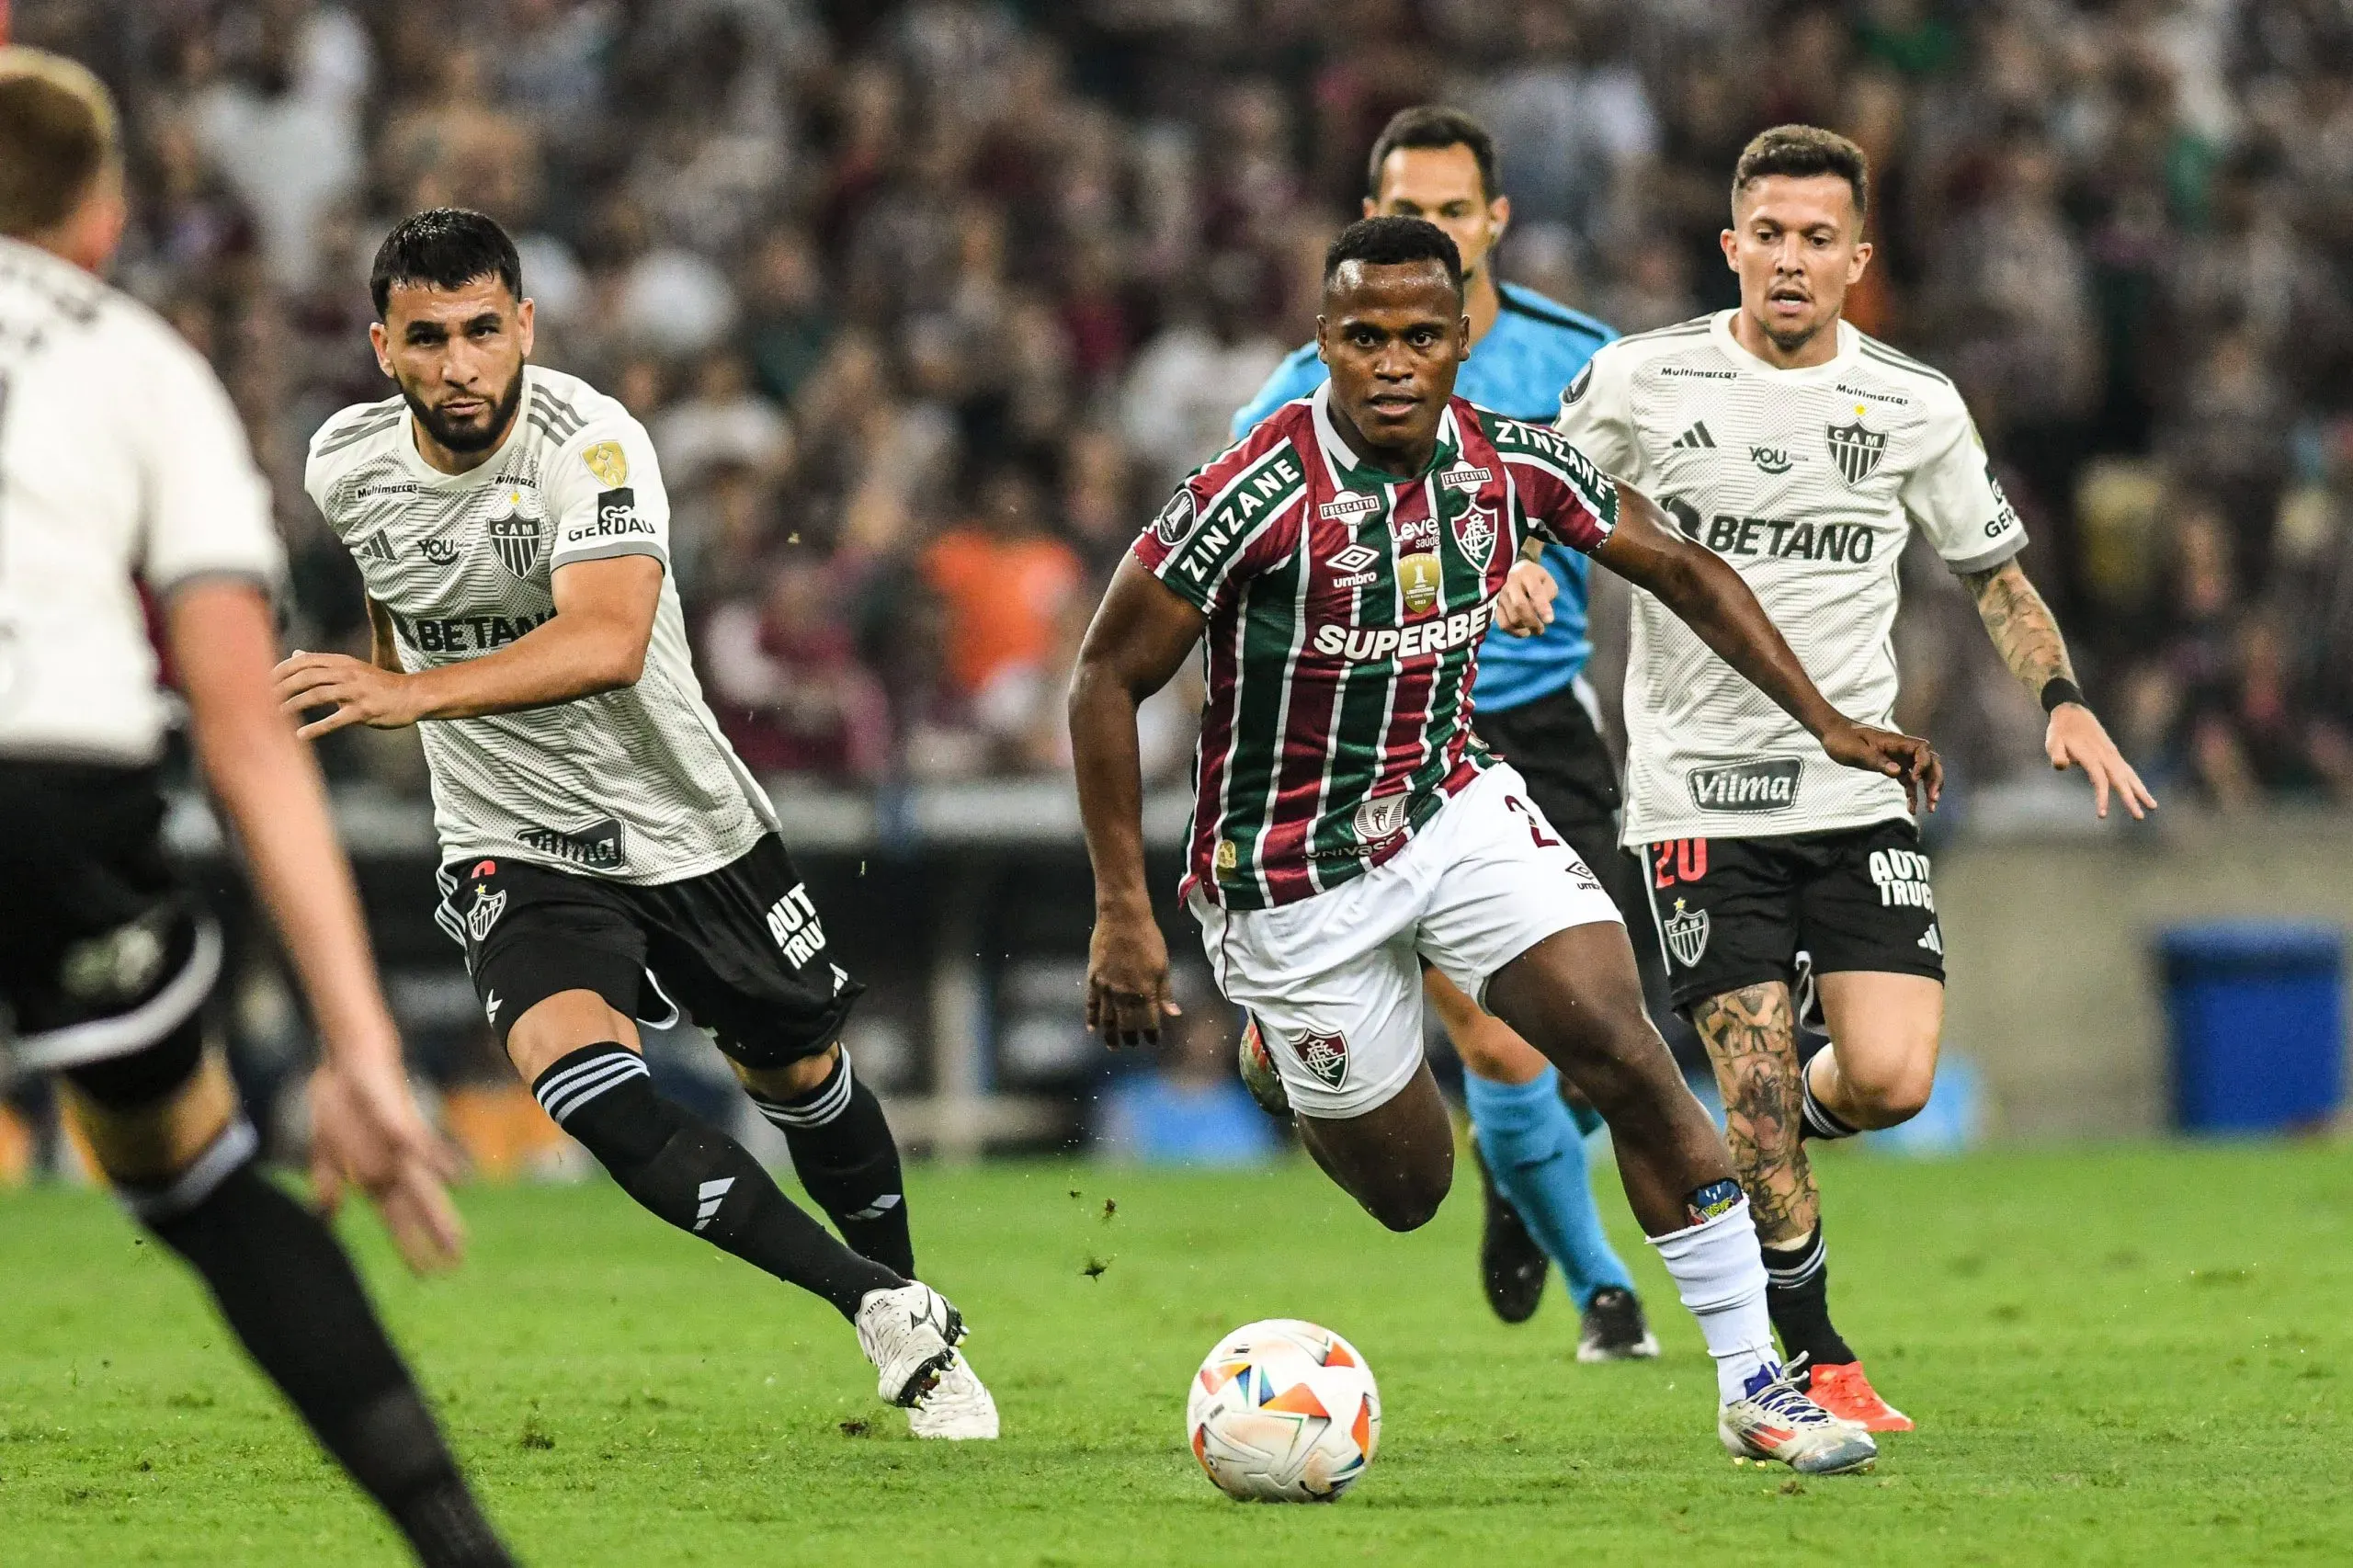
1691, 982, 1816, 1247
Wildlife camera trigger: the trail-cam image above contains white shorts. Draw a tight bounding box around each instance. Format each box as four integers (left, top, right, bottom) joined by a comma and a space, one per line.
1188, 763, 1622, 1119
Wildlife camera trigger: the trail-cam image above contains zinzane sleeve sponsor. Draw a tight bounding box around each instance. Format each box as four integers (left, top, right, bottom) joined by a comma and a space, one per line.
1902, 392, 2028, 574
137, 328, 286, 595
1492, 418, 1620, 556
548, 419, 672, 573
1131, 437, 1306, 616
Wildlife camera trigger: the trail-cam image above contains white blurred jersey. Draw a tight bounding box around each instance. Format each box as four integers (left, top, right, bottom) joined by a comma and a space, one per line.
306, 366, 774, 884
0, 237, 283, 762
1556, 312, 2026, 845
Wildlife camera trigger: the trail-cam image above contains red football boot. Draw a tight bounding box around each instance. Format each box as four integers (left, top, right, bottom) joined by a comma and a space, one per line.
1807, 1360, 1914, 1432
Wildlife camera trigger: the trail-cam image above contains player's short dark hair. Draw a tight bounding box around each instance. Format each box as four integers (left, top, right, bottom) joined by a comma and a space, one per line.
0, 48, 118, 238
1323, 217, 1463, 300
369, 208, 524, 318
1367, 105, 1500, 203
1732, 124, 1870, 223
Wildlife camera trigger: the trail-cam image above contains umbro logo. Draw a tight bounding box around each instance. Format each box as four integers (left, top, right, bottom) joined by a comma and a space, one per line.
1327, 544, 1381, 574
1672, 422, 1718, 449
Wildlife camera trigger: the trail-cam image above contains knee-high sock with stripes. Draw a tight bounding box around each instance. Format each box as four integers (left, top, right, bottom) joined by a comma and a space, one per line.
1463, 1064, 1636, 1309
124, 1120, 512, 1567
744, 1049, 915, 1278
533, 1044, 902, 1318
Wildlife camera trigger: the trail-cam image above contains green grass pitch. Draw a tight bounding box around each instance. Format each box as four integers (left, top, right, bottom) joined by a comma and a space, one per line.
4, 1141, 2347, 1565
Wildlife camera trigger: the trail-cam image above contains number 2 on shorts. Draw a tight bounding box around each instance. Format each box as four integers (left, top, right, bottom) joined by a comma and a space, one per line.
1504, 794, 1563, 850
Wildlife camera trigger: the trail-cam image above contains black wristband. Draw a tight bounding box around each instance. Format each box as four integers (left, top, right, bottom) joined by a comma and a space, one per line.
2040, 677, 2086, 713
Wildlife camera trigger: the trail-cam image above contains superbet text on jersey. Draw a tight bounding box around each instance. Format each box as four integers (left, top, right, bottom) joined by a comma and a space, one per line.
1558, 312, 2028, 846
1131, 381, 1619, 912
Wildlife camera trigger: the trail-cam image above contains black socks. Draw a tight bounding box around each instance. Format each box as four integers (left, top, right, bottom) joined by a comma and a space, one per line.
1760, 1224, 1857, 1368
131, 1127, 510, 1568
745, 1048, 915, 1278
532, 1044, 902, 1317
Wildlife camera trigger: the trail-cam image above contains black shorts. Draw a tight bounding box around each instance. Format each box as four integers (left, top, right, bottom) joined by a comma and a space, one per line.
1636, 818, 1945, 1013
1471, 680, 1644, 926
445, 833, 862, 1069
0, 762, 219, 1080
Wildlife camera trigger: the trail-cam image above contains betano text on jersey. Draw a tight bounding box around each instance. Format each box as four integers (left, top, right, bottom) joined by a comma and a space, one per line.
305, 366, 779, 884
1555, 311, 2025, 846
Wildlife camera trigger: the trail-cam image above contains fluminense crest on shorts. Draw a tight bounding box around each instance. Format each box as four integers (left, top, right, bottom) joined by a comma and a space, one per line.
1662, 897, 1711, 969
1351, 790, 1409, 843
1291, 1029, 1349, 1089
1825, 420, 1888, 486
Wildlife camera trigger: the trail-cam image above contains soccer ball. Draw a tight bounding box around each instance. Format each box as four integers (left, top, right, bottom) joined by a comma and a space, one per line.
1186, 1319, 1381, 1502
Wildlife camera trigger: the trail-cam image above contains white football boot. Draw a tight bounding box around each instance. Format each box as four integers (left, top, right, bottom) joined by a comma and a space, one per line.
1718, 1358, 1878, 1475
854, 1282, 962, 1407
907, 1351, 1000, 1440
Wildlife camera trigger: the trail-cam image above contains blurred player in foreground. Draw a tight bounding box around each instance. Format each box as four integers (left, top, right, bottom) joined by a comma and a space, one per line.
1499, 125, 2155, 1430
1072, 216, 1944, 1473
1231, 105, 1658, 1361
0, 50, 512, 1566
284, 210, 995, 1437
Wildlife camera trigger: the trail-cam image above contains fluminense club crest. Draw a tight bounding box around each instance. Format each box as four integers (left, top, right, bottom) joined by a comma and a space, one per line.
1662, 897, 1711, 969
1290, 1028, 1349, 1089
1451, 500, 1498, 565
1825, 420, 1888, 486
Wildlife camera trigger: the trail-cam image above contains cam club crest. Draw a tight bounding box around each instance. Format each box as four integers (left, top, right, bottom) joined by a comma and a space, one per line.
1451, 499, 1498, 565
487, 488, 541, 576
1662, 897, 1711, 969
1291, 1029, 1349, 1090
1825, 420, 1888, 486
464, 883, 507, 943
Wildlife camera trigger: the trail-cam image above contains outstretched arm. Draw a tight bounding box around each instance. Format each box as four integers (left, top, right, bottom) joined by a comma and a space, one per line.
1961, 557, 2155, 819
1591, 481, 1943, 812
273, 555, 664, 736
1068, 557, 1206, 1048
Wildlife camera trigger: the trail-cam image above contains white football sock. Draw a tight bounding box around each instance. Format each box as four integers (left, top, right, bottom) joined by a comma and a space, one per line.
1649, 1197, 1778, 1403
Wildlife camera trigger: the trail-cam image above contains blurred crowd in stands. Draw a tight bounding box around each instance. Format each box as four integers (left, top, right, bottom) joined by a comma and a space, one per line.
20, 0, 2353, 810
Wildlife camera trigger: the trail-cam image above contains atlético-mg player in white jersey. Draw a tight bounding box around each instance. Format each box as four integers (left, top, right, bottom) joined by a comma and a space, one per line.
282, 210, 995, 1437
1072, 216, 1947, 1474
1503, 126, 2155, 1432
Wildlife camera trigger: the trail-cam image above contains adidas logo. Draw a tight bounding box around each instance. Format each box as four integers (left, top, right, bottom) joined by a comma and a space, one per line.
692, 1177, 734, 1232
1672, 422, 1718, 449
847, 1194, 904, 1222
357, 531, 399, 562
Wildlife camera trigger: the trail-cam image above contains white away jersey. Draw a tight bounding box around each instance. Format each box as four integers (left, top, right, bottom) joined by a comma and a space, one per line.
1557, 312, 2026, 844
306, 366, 775, 883
0, 237, 282, 762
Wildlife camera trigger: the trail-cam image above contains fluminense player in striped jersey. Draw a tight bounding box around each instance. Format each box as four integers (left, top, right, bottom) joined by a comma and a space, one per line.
1230, 104, 1661, 1363
1069, 216, 1939, 1473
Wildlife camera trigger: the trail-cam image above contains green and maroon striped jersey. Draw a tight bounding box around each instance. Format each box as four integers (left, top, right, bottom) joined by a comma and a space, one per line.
1133, 383, 1620, 910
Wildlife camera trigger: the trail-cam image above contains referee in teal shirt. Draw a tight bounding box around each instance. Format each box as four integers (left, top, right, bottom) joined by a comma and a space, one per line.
1230, 108, 1661, 1364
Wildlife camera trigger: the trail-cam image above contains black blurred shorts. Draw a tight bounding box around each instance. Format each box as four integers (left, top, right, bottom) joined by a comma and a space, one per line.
0, 762, 216, 1095
444, 833, 862, 1068
1635, 818, 1946, 1014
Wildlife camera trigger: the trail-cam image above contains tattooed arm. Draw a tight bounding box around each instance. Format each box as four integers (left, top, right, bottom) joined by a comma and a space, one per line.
1960, 559, 2156, 820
